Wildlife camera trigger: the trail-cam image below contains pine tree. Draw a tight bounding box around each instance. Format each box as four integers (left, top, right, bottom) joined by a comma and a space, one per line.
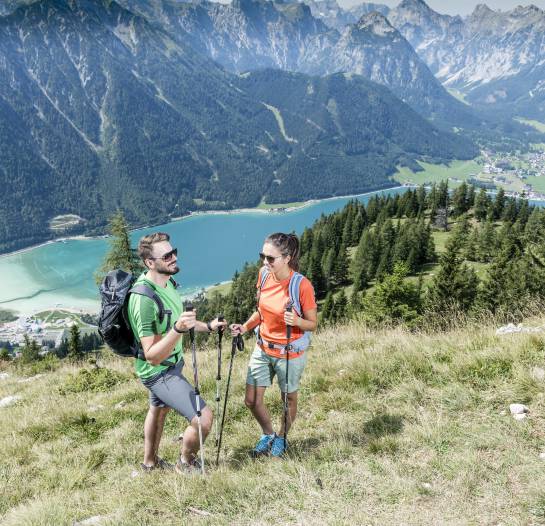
493, 188, 506, 220
334, 289, 348, 323
426, 236, 479, 314
321, 291, 335, 324
332, 243, 349, 286
451, 183, 469, 217
21, 334, 40, 363
307, 248, 326, 299
68, 324, 83, 360
416, 185, 426, 216
501, 197, 517, 223
362, 263, 422, 328
348, 288, 363, 318
474, 188, 490, 222
466, 184, 476, 209
95, 210, 142, 284
350, 209, 367, 245
525, 208, 545, 244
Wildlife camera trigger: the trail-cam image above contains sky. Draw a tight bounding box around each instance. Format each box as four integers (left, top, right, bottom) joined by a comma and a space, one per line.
338, 0, 545, 15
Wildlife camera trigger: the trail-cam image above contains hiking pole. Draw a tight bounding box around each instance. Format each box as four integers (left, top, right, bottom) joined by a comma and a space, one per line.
185, 302, 205, 475
283, 302, 294, 454
215, 315, 225, 449
216, 333, 244, 465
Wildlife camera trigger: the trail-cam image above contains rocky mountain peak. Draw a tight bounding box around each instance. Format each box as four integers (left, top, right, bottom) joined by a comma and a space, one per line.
355, 11, 395, 36
397, 0, 432, 14
471, 3, 494, 16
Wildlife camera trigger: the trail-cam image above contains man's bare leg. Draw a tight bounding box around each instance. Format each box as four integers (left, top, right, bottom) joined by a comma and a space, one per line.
143, 405, 169, 466
181, 406, 213, 463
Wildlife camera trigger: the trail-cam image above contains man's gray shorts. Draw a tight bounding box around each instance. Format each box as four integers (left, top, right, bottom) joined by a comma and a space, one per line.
140, 360, 206, 422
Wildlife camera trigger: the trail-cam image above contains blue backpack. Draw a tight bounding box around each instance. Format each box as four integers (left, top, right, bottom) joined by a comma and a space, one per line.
256, 268, 311, 352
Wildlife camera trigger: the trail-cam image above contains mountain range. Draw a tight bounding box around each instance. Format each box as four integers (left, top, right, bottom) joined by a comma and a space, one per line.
0, 0, 476, 252
307, 0, 545, 120
1, 0, 544, 253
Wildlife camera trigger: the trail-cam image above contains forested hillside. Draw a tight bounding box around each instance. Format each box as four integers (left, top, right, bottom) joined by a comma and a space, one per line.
196, 183, 545, 329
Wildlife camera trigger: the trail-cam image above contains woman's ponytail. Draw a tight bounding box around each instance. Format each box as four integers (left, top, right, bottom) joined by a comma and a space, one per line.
265, 232, 300, 271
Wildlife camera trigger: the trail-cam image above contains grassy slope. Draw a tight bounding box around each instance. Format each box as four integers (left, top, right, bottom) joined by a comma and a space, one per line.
2, 320, 545, 525
392, 160, 481, 187
516, 118, 545, 134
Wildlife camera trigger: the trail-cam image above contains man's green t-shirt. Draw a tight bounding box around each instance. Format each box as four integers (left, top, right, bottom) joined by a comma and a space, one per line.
127, 273, 184, 379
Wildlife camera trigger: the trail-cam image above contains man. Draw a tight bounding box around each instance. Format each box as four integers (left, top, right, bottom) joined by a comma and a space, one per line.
128, 232, 224, 473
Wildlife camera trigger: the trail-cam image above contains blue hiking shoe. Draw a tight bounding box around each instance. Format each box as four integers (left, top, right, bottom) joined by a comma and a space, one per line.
270, 435, 288, 457
251, 433, 275, 457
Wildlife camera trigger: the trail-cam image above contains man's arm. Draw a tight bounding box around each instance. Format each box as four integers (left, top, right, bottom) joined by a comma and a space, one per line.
140, 311, 196, 366
193, 317, 227, 333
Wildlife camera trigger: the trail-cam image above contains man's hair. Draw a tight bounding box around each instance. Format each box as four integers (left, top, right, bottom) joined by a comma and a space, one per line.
137, 232, 170, 263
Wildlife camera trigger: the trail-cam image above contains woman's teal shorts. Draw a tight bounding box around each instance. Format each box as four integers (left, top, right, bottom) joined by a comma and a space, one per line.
246, 344, 308, 393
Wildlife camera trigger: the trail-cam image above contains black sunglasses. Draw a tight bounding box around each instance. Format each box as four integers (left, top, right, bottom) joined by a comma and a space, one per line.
259, 252, 283, 264
149, 248, 178, 262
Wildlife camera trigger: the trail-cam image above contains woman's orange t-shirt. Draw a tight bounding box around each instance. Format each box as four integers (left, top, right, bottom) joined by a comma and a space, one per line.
256, 269, 317, 357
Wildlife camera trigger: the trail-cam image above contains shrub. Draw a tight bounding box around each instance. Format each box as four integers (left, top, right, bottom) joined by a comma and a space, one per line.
59, 367, 129, 395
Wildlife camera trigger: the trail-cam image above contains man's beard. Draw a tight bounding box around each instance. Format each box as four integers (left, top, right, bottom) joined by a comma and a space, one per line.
157, 263, 179, 276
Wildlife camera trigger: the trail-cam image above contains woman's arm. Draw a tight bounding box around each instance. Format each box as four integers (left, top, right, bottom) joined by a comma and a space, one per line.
230, 310, 260, 336
285, 308, 317, 332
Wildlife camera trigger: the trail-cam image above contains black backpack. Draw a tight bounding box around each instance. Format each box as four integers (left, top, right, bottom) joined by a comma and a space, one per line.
98, 269, 175, 362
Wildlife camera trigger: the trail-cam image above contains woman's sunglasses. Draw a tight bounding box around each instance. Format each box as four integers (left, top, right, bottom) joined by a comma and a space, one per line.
259, 252, 283, 264
149, 248, 178, 262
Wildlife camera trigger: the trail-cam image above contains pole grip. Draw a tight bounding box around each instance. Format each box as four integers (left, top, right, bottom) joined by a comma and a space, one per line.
285, 303, 293, 341
184, 302, 195, 340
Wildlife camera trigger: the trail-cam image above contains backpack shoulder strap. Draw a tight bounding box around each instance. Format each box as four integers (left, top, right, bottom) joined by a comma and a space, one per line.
129, 284, 175, 366
259, 268, 270, 289
129, 284, 167, 324
288, 272, 304, 317
256, 267, 270, 306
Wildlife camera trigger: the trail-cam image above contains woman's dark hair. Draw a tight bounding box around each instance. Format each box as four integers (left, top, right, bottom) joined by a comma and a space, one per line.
265, 232, 300, 271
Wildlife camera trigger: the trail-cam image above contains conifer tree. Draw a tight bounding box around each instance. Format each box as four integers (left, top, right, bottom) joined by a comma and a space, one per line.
350, 208, 367, 245
493, 188, 506, 220
21, 334, 40, 363
332, 243, 349, 286
334, 289, 348, 322
451, 183, 470, 217
477, 220, 496, 262
474, 188, 489, 222
323, 248, 336, 288
525, 208, 545, 244
501, 197, 517, 223
68, 324, 83, 360
466, 184, 476, 209
349, 288, 363, 317
426, 235, 479, 314
416, 185, 426, 216
517, 197, 530, 226
307, 248, 326, 298
95, 210, 142, 284
362, 263, 422, 327
321, 291, 335, 324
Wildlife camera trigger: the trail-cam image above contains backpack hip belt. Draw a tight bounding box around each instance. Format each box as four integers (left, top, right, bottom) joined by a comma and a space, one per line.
257, 336, 304, 356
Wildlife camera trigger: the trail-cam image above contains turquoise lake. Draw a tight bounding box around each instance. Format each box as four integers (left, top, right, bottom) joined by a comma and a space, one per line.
3, 186, 538, 316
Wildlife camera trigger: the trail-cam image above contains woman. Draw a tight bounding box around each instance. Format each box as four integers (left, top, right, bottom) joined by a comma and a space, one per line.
231, 232, 317, 457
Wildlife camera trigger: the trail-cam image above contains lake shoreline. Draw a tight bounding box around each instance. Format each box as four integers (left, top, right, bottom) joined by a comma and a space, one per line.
1, 185, 406, 259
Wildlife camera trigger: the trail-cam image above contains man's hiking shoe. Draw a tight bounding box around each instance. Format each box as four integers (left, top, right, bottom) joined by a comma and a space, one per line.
140, 457, 174, 472
175, 457, 202, 475
251, 433, 275, 457
270, 435, 288, 457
